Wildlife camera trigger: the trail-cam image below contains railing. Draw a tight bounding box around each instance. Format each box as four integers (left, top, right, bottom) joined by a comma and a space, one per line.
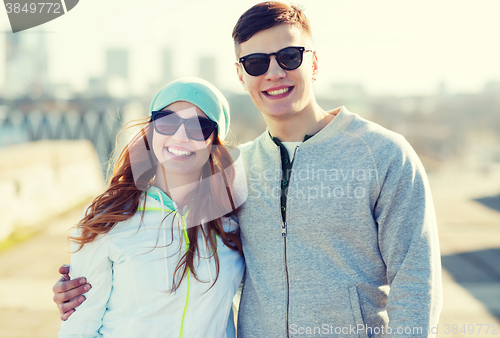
0, 108, 124, 173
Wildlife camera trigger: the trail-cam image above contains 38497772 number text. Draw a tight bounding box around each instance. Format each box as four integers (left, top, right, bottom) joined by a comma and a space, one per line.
443, 324, 499, 335
5, 2, 62, 14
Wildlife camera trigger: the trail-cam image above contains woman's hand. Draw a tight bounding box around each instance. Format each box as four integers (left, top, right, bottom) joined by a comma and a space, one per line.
52, 265, 91, 320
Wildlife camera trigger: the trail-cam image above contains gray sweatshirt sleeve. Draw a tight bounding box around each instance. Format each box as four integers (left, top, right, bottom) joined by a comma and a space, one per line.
373, 135, 442, 337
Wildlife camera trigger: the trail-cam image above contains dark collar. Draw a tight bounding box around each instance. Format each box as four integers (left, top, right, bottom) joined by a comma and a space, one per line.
269, 132, 314, 146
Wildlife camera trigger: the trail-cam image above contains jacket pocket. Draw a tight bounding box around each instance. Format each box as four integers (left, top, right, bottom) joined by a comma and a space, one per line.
349, 285, 369, 338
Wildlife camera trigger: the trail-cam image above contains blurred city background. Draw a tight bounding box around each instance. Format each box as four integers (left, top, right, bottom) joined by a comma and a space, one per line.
0, 0, 499, 337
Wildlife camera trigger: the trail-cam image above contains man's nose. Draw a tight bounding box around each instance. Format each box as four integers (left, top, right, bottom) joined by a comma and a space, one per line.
264, 56, 286, 80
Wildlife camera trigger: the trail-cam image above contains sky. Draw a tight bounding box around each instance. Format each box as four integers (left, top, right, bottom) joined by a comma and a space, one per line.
1, 0, 500, 97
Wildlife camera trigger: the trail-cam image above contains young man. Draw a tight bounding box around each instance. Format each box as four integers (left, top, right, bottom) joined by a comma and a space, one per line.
54, 2, 442, 337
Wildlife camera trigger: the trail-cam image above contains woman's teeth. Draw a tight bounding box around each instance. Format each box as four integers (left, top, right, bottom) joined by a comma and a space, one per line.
265, 87, 291, 96
167, 147, 193, 156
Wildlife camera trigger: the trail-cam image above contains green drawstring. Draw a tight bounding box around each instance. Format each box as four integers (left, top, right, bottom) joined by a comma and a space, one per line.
179, 215, 191, 338
138, 206, 192, 338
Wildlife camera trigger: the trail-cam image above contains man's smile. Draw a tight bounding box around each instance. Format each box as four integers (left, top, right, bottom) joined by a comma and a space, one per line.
263, 86, 294, 98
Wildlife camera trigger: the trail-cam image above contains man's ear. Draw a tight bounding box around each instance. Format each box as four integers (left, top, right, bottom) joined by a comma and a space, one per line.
312, 51, 319, 78
235, 63, 248, 91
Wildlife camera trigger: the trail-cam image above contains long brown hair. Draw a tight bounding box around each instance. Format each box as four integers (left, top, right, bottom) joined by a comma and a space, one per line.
70, 117, 242, 291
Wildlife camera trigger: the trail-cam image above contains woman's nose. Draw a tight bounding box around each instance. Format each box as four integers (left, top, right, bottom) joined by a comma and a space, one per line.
171, 123, 190, 142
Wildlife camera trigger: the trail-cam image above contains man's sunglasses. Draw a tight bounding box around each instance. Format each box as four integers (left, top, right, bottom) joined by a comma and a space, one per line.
238, 46, 313, 77
151, 111, 217, 141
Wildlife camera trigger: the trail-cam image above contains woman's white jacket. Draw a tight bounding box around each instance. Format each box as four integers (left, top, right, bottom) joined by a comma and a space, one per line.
58, 187, 245, 338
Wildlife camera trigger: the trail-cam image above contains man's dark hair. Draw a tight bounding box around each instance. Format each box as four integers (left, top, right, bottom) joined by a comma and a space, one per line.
232, 1, 312, 56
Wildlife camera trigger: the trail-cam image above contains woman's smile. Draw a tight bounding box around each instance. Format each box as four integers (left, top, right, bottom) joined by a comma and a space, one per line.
165, 146, 194, 157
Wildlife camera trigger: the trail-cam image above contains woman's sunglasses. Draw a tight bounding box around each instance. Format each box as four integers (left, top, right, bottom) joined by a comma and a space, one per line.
238, 46, 313, 77
152, 111, 217, 141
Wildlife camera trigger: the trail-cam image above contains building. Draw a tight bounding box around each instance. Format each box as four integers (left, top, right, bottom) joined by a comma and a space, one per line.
198, 56, 217, 86
103, 48, 130, 97
106, 48, 129, 80
4, 30, 49, 98
160, 48, 173, 85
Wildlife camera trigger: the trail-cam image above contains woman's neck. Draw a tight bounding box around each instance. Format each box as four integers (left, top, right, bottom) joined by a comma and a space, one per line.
154, 164, 201, 206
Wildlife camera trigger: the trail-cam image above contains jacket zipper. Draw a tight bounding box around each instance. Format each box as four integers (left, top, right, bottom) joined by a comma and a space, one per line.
283, 221, 289, 338
283, 145, 299, 338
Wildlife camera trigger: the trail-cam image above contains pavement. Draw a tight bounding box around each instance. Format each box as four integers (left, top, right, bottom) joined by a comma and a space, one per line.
0, 169, 499, 337
430, 168, 500, 338
0, 203, 82, 338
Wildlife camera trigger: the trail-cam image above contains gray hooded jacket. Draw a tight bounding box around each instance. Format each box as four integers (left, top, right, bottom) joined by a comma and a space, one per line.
236, 107, 442, 337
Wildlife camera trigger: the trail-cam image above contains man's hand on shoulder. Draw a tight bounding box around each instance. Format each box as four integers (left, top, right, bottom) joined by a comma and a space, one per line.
52, 264, 91, 320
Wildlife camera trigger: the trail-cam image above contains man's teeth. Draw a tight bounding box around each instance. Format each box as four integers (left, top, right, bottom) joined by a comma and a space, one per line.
266, 87, 291, 96
167, 147, 193, 156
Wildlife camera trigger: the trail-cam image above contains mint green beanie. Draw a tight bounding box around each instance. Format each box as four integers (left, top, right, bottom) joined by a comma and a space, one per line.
149, 77, 230, 140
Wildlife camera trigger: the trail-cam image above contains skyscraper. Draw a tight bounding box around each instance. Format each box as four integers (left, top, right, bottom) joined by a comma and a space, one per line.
4, 30, 49, 98
104, 48, 129, 97
198, 56, 216, 86
161, 48, 173, 84
106, 48, 129, 80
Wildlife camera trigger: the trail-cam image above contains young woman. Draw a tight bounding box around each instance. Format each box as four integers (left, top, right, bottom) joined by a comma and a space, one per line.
58, 78, 245, 338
